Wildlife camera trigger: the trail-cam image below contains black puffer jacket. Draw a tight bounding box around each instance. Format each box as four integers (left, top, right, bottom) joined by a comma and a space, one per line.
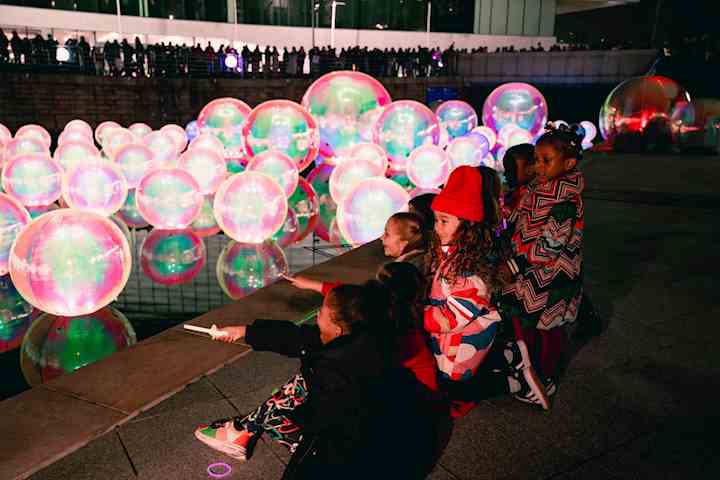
245, 320, 389, 480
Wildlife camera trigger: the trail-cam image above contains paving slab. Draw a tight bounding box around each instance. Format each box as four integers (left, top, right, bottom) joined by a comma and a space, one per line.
0, 388, 126, 480
206, 351, 300, 400
131, 376, 227, 423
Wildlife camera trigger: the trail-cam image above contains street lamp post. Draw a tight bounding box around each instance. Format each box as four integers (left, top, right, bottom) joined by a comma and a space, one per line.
115, 0, 123, 36
426, 1, 431, 49
330, 0, 345, 49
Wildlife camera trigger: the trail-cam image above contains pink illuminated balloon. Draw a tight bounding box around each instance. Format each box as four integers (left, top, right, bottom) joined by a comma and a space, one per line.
53, 140, 101, 172
95, 121, 121, 145
288, 177, 320, 243
142, 131, 178, 167
329, 158, 384, 203
472, 126, 497, 150
216, 240, 288, 300
9, 209, 132, 316
188, 133, 225, 155
246, 150, 299, 198
213, 171, 288, 243
58, 129, 92, 146
337, 177, 409, 246
103, 128, 135, 157
0, 123, 12, 144
128, 123, 152, 139
117, 189, 149, 228
406, 145, 450, 188
191, 195, 221, 237
64, 119, 93, 138
140, 228, 206, 286
178, 147, 228, 195
270, 208, 299, 248
160, 124, 188, 153
2, 153, 63, 207
196, 97, 252, 160
3, 138, 48, 165
482, 82, 548, 138
306, 164, 335, 242
112, 143, 156, 188
0, 193, 31, 275
435, 100, 478, 140
243, 99, 319, 173
447, 133, 490, 170
348, 143, 388, 173
15, 125, 51, 149
136, 168, 203, 229
62, 162, 128, 216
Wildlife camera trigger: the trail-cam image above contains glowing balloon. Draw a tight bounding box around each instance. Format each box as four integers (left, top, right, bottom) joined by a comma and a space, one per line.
0, 123, 12, 143
0, 193, 31, 275
64, 119, 93, 138
62, 163, 128, 216
188, 133, 225, 155
373, 100, 440, 172
337, 177, 409, 246
3, 137, 48, 165
15, 125, 51, 149
306, 164, 335, 242
160, 124, 188, 154
197, 97, 252, 160
2, 153, 63, 207
140, 229, 205, 286
20, 306, 136, 385
329, 158, 384, 203
499, 125, 534, 148
447, 133, 490, 170
185, 120, 200, 142
288, 177, 320, 243
270, 208, 299, 248
117, 189, 148, 228
95, 121, 121, 145
58, 129, 92, 146
246, 150, 299, 198
129, 122, 152, 139
142, 131, 179, 167
438, 124, 450, 149
103, 128, 135, 157
348, 143, 388, 173
112, 143, 156, 188
136, 168, 203, 229
435, 100, 478, 140
302, 71, 392, 162
109, 214, 133, 249
0, 275, 35, 353
329, 218, 351, 251
54, 140, 101, 172
358, 106, 385, 143
216, 240, 288, 300
243, 99, 319, 172
9, 210, 132, 316
191, 195, 220, 237
406, 145, 450, 188
213, 171, 288, 243
178, 147, 228, 195
670, 98, 720, 146
482, 82, 548, 138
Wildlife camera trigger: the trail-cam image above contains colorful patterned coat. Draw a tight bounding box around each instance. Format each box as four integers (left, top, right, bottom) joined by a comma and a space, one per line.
424, 247, 501, 382
502, 169, 584, 331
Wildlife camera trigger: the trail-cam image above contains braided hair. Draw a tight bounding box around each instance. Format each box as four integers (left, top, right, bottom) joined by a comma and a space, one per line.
536, 122, 584, 162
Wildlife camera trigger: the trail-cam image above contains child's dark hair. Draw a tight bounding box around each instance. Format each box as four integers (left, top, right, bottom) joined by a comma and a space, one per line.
408, 193, 436, 232
375, 262, 425, 333
387, 212, 427, 254
536, 123, 584, 162
326, 284, 379, 335
503, 143, 535, 189
476, 166, 502, 231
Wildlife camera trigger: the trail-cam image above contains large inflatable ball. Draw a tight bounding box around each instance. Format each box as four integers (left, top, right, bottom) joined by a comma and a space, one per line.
245, 150, 300, 198
336, 177, 409, 246
0, 123, 11, 143
306, 164, 335, 242
216, 240, 288, 300
9, 210, 132, 316
213, 171, 288, 243
188, 133, 225, 155
435, 100, 478, 140
3, 137, 48, 165
160, 124, 188, 154
64, 119, 93, 138
54, 140, 102, 172
0, 275, 35, 353
302, 71, 392, 163
348, 142, 388, 173
671, 98, 720, 146
406, 145, 450, 189
135, 168, 203, 229
142, 131, 179, 167
117, 189, 149, 228
0, 193, 31, 275
482, 82, 548, 138
329, 158, 385, 203
178, 147, 228, 195
185, 120, 200, 142
20, 306, 136, 385
447, 133, 490, 170
140, 229, 206, 286
128, 122, 153, 139
288, 177, 320, 243
196, 97, 252, 160
599, 75, 689, 142
270, 208, 299, 248
103, 128, 135, 158
243, 99, 319, 172
2, 153, 63, 207
62, 163, 128, 216
191, 195, 221, 237
94, 121, 121, 146
113, 143, 156, 189
15, 124, 51, 149
373, 100, 440, 173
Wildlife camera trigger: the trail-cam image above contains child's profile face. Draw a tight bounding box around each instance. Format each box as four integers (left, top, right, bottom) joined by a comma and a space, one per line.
317, 297, 341, 344
381, 219, 409, 258
434, 212, 461, 246
514, 157, 535, 186
534, 143, 576, 184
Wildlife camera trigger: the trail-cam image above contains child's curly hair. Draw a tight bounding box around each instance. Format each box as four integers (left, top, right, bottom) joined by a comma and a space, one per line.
426, 219, 510, 293
537, 122, 584, 162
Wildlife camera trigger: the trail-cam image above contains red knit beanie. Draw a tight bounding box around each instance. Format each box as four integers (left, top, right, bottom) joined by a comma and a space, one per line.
431, 166, 484, 222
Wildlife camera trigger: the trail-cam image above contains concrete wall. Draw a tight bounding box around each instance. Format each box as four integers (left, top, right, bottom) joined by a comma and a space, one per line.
474, 0, 556, 36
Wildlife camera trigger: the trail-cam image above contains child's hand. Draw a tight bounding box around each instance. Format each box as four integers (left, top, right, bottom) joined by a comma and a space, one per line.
282, 274, 323, 293
214, 326, 246, 343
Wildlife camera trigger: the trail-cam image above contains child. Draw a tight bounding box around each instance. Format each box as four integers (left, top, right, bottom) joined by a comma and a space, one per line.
502, 143, 535, 219
194, 284, 391, 479
501, 126, 585, 405
380, 211, 427, 270
424, 166, 549, 413
409, 192, 437, 238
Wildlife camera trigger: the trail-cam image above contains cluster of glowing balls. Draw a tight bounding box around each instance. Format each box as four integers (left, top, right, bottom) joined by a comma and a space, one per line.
306, 164, 335, 242
20, 306, 136, 385
178, 148, 228, 195
191, 195, 220, 237
406, 145, 450, 188
197, 97, 252, 159
599, 75, 689, 141
216, 240, 288, 300
54, 141, 101, 172
347, 143, 388, 172
140, 229, 206, 286
117, 189, 149, 228
15, 125, 51, 149
288, 177, 320, 243
160, 124, 188, 153
4, 137, 48, 164
336, 177, 409, 245
329, 158, 384, 203
135, 168, 203, 229
435, 100, 478, 140
2, 153, 63, 207
243, 99, 319, 172
143, 131, 179, 167
0, 193, 31, 275
246, 150, 299, 198
62, 163, 128, 216
302, 71, 392, 162
0, 275, 35, 353
112, 143, 156, 188
373, 100, 440, 172
129, 122, 153, 139
482, 82, 548, 139
213, 171, 288, 243
446, 133, 490, 170
9, 210, 132, 316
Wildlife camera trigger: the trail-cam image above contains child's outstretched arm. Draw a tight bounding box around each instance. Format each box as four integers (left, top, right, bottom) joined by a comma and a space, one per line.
282, 274, 324, 293
214, 321, 322, 357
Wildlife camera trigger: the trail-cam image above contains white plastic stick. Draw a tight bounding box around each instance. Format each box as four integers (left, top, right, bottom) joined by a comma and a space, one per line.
183, 324, 229, 338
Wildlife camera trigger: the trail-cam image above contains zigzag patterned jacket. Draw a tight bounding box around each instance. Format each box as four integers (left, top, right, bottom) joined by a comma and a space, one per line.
424, 247, 501, 382
502, 169, 584, 330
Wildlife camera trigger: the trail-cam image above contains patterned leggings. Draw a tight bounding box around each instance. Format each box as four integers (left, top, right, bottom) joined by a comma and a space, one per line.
236, 373, 308, 453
